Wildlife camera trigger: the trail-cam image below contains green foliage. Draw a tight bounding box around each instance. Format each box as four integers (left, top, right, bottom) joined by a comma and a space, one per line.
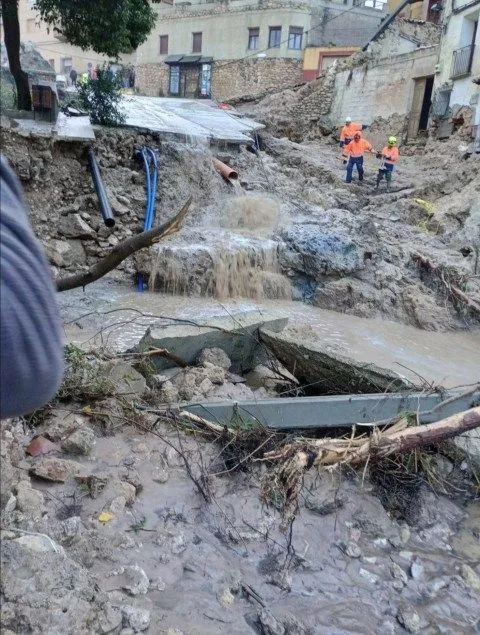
33, 0, 159, 58
78, 67, 126, 127
57, 344, 114, 402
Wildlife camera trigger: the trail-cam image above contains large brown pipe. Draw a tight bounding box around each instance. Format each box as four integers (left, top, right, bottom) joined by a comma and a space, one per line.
212, 157, 238, 180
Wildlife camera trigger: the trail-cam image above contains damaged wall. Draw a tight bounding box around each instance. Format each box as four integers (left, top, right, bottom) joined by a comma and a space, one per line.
330, 46, 439, 126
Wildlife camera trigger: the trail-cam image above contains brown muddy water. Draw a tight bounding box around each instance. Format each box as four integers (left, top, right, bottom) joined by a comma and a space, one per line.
59, 280, 480, 388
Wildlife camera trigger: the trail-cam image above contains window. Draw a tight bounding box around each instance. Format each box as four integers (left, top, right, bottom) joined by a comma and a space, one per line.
159, 35, 169, 55
288, 26, 303, 50
248, 27, 260, 50
61, 57, 72, 73
49, 59, 55, 70
192, 32, 202, 53
268, 26, 282, 48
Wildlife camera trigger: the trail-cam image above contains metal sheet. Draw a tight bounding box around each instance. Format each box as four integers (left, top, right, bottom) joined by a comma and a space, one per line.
180, 390, 480, 429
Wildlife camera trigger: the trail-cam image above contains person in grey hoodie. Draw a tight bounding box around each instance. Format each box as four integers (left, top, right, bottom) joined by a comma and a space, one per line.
0, 154, 64, 419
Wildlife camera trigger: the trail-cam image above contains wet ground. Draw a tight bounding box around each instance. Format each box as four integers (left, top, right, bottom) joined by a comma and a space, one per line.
58, 279, 480, 388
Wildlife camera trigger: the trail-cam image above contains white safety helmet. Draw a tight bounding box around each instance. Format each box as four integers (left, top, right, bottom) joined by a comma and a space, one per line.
345, 116, 352, 123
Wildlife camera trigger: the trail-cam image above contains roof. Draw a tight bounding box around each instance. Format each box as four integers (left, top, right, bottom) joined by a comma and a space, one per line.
164, 55, 214, 65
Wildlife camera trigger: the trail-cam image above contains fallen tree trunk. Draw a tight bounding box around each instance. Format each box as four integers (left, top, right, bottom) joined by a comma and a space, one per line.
56, 198, 191, 292
263, 407, 480, 469
261, 407, 480, 528
412, 252, 480, 318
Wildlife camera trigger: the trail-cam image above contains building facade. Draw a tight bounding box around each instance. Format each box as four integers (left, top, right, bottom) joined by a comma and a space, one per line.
14, 0, 132, 79
134, 0, 386, 100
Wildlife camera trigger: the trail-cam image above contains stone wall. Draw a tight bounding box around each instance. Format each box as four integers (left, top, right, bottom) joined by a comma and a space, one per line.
212, 58, 303, 101
135, 58, 303, 102
135, 63, 170, 97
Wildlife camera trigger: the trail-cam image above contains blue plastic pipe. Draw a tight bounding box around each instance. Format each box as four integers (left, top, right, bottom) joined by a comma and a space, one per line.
137, 147, 159, 292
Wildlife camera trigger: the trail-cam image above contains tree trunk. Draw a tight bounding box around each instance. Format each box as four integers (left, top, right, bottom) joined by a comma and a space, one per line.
1, 0, 32, 111
56, 198, 191, 292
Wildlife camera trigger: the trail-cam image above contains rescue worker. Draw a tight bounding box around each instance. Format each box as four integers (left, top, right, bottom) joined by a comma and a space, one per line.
344, 131, 375, 184
376, 136, 399, 190
80, 71, 89, 85
339, 117, 362, 162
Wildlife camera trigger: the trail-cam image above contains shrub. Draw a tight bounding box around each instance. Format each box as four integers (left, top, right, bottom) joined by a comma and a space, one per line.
78, 66, 126, 127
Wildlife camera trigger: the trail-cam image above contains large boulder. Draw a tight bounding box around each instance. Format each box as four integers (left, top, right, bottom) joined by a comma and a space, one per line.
279, 226, 362, 280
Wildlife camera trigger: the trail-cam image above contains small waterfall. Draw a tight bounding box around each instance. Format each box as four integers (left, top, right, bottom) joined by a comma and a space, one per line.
149, 241, 291, 300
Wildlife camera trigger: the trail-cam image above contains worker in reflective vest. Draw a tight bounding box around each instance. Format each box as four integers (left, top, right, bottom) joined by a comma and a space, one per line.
344, 131, 375, 184
376, 136, 399, 189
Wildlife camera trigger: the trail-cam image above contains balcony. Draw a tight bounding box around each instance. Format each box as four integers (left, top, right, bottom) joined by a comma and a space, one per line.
451, 44, 475, 78
453, 0, 480, 13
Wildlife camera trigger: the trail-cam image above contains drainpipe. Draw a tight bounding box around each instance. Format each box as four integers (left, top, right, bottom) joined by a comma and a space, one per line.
87, 147, 115, 228
212, 157, 238, 180
361, 0, 416, 52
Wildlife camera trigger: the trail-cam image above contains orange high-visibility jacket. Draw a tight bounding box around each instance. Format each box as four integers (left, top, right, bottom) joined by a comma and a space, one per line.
381, 146, 399, 165
340, 122, 362, 142
344, 138, 373, 158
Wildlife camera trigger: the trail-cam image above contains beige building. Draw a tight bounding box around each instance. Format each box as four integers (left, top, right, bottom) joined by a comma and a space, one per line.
134, 0, 386, 100
15, 0, 132, 79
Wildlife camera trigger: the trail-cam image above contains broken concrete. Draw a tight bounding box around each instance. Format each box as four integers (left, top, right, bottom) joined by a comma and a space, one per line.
138, 313, 288, 373
259, 326, 410, 393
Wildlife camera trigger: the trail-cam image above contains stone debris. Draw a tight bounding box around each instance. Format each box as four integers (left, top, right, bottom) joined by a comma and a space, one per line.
25, 436, 58, 457
121, 605, 151, 632
396, 604, 422, 633
29, 457, 89, 482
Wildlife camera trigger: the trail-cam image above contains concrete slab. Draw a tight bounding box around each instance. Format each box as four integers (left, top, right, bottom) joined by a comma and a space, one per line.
138, 312, 288, 373
121, 96, 263, 144
54, 113, 95, 141
180, 390, 480, 429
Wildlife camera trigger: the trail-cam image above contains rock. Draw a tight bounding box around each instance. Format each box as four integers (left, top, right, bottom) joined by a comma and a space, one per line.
4, 494, 17, 514
209, 382, 256, 401
121, 565, 150, 596
197, 377, 214, 396
58, 214, 96, 239
76, 474, 108, 498
283, 613, 307, 634
61, 427, 96, 455
138, 314, 288, 373
305, 493, 345, 516
151, 576, 166, 591
245, 363, 298, 392
1, 531, 98, 633
25, 435, 57, 457
200, 362, 226, 385
156, 380, 179, 404
410, 558, 425, 581
152, 466, 170, 483
171, 533, 187, 554
279, 225, 361, 280
460, 563, 480, 591
390, 562, 408, 585
45, 239, 87, 268
218, 587, 235, 606
121, 605, 151, 632
109, 496, 127, 514
454, 429, 480, 467
359, 568, 379, 585
257, 608, 286, 635
30, 457, 88, 482
98, 604, 123, 634
344, 542, 362, 558
396, 605, 421, 633
101, 361, 146, 396
13, 534, 64, 555
114, 480, 137, 506
56, 516, 82, 546
15, 485, 45, 517
197, 347, 232, 369
109, 194, 129, 216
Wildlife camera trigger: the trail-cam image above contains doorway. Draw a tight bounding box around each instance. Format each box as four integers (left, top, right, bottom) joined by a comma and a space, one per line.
408, 75, 434, 139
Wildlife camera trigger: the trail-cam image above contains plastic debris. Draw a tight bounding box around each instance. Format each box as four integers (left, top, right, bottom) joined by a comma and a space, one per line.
98, 511, 114, 523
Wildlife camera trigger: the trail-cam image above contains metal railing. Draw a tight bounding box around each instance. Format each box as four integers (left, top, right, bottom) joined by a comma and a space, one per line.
451, 44, 474, 78
453, 0, 480, 13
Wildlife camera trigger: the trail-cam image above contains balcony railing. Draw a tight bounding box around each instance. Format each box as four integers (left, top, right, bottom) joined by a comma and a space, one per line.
451, 44, 474, 78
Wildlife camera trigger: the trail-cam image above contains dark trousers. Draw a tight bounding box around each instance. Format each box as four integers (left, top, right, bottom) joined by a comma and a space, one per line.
346, 156, 364, 183
378, 164, 394, 182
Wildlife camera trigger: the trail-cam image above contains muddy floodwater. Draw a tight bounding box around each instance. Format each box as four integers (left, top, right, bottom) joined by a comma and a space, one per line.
59, 279, 480, 388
